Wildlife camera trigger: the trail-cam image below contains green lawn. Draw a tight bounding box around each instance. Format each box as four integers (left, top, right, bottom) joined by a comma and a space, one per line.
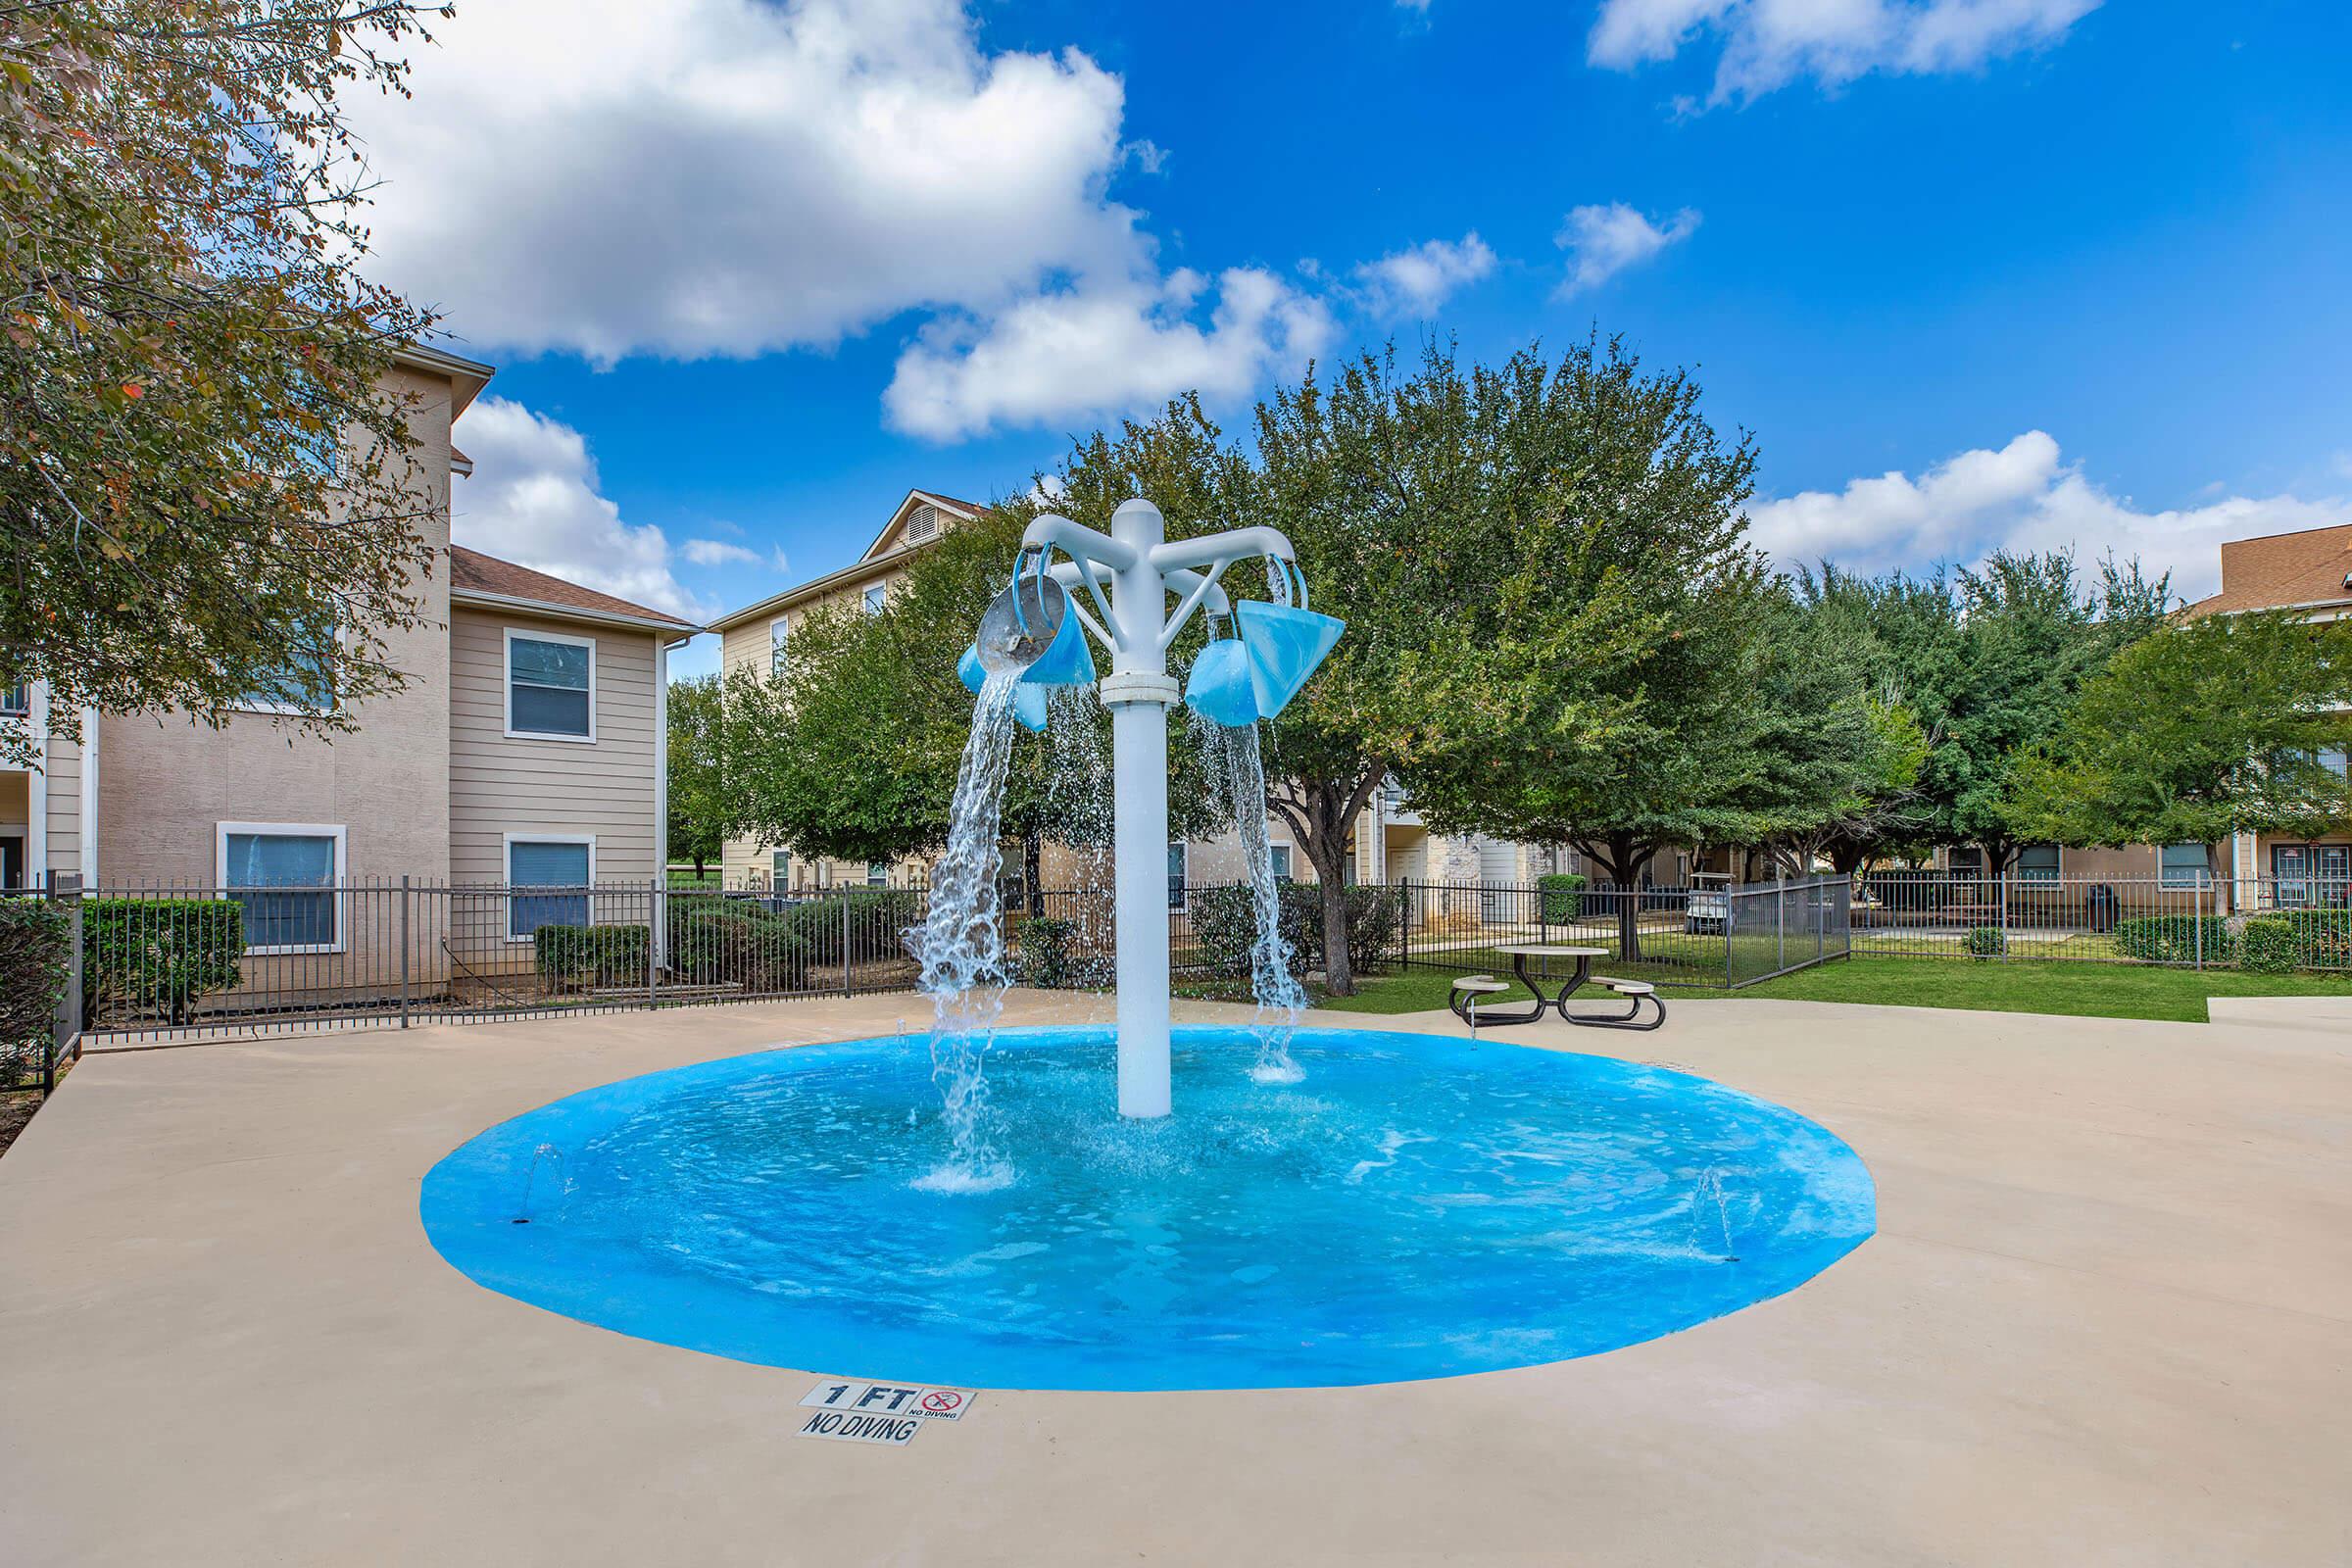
1316, 955, 2352, 1024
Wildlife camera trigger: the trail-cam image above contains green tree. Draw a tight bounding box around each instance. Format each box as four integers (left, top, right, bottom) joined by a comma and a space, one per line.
1, 2, 450, 765
1912, 554, 2171, 871
1392, 343, 1773, 960
2003, 611, 2352, 848
666, 674, 726, 880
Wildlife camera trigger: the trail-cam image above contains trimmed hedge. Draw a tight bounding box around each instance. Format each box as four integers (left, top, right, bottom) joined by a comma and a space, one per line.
663, 897, 807, 991
2112, 915, 2234, 965
2237, 916, 2299, 975
1537, 873, 1588, 924
780, 891, 921, 965
1190, 881, 1403, 980
0, 900, 71, 1087
1013, 915, 1112, 990
533, 924, 650, 991
1964, 925, 2006, 960
83, 897, 243, 1025
2269, 907, 2352, 970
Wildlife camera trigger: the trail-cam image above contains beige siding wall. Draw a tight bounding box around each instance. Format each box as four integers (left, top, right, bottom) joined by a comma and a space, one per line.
449, 608, 662, 884
40, 730, 78, 882
716, 561, 913, 888
90, 363, 456, 890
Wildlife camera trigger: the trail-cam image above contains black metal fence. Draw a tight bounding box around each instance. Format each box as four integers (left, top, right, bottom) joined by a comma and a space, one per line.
1852, 873, 2350, 970
1389, 876, 1850, 990
66, 880, 927, 1047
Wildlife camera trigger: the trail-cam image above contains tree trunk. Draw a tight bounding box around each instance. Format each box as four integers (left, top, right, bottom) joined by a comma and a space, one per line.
1268, 762, 1388, 997
1575, 834, 1656, 962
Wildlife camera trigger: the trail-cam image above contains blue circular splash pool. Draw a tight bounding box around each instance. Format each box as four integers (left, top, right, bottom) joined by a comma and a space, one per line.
420, 1026, 1874, 1391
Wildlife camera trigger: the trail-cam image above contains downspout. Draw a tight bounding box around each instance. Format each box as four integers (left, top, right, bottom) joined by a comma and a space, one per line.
24, 683, 46, 886
78, 706, 98, 887
654, 635, 679, 972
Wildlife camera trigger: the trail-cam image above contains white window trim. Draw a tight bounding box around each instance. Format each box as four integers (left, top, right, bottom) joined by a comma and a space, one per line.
769, 614, 790, 677
505, 832, 597, 944
228, 625, 344, 717
862, 584, 886, 615
2014, 845, 2063, 882
504, 626, 598, 744
216, 821, 346, 956
1269, 843, 1293, 880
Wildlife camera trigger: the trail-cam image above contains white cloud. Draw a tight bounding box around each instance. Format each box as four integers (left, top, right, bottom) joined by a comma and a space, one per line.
1746, 430, 2352, 598
1353, 232, 1497, 319
680, 538, 764, 567
1555, 204, 1700, 295
1589, 0, 2099, 104
883, 267, 1335, 442
453, 398, 715, 620
352, 0, 1135, 364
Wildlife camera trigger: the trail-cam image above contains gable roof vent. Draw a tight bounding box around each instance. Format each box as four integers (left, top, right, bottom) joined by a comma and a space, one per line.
906, 504, 941, 543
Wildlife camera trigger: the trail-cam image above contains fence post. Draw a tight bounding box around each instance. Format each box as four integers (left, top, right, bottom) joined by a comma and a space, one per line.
2194, 875, 2205, 971
46, 872, 83, 1095
649, 876, 662, 1009
1399, 877, 1411, 968
1997, 872, 2009, 961
1777, 877, 1786, 975
842, 893, 854, 998
399, 876, 412, 1029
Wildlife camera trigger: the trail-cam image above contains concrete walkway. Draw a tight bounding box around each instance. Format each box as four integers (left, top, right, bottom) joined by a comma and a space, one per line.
1, 993, 2346, 1566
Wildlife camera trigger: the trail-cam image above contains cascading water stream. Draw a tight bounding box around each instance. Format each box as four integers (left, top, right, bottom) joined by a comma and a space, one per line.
1194, 710, 1307, 1083
907, 670, 1022, 1191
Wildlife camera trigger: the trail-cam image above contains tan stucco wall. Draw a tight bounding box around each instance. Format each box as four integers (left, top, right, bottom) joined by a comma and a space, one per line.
90, 362, 457, 891
449, 607, 662, 886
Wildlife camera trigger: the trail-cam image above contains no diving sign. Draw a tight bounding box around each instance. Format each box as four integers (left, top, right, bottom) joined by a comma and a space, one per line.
797, 1380, 977, 1446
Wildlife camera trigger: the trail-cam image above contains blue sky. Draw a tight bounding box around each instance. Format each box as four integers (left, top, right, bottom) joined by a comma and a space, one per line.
344, 1, 2352, 674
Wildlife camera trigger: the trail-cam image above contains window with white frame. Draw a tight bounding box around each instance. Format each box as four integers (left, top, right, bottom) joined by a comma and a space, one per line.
771, 850, 790, 886
508, 837, 593, 938
218, 823, 343, 953
234, 618, 337, 713
1269, 844, 1294, 880
1167, 842, 1187, 906
506, 629, 594, 740
2160, 843, 2212, 888
769, 615, 789, 677
2015, 845, 2061, 883
866, 860, 889, 887
862, 583, 886, 615
0, 681, 26, 716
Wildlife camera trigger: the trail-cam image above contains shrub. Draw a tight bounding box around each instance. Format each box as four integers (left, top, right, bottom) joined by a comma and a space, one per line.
1013, 915, 1111, 989
1188, 883, 1313, 980
2112, 915, 2234, 965
2270, 908, 2352, 970
0, 900, 71, 1087
2238, 916, 2299, 975
1537, 873, 1588, 924
533, 924, 649, 992
783, 890, 922, 966
1336, 883, 1406, 976
1964, 925, 2006, 960
664, 896, 808, 991
83, 898, 243, 1025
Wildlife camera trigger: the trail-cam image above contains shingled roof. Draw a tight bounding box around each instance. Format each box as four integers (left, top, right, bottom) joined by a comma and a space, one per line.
2181, 522, 2352, 618
449, 545, 701, 633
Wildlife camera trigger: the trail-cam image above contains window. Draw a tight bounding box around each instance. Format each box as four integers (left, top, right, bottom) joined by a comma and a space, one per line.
2322, 747, 2349, 780
506, 629, 595, 741
769, 615, 789, 678
508, 837, 593, 939
2015, 845, 2061, 883
0, 681, 25, 716
1947, 847, 1985, 877
235, 620, 337, 713
866, 860, 889, 887
2161, 843, 2212, 889
862, 584, 886, 615
771, 850, 790, 887
1269, 844, 1293, 880
1167, 842, 1187, 906
218, 823, 343, 954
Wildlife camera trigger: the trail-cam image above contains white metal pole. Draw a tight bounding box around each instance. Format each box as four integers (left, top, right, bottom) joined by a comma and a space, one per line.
1102, 499, 1177, 1119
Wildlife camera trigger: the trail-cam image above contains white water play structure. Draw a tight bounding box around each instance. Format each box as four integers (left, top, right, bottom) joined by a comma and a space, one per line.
959, 498, 1343, 1118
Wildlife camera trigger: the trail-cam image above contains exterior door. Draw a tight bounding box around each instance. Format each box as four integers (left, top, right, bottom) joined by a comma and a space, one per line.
0, 834, 21, 890
2273, 845, 2311, 907
2320, 845, 2351, 906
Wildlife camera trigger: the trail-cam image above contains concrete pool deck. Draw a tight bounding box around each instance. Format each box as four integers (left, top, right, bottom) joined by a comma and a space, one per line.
1, 994, 2346, 1566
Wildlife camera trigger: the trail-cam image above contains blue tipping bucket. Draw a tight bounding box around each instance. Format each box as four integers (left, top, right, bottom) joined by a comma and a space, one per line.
1018, 599, 1096, 687
959, 642, 1049, 731
1235, 560, 1343, 719
1183, 637, 1259, 726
